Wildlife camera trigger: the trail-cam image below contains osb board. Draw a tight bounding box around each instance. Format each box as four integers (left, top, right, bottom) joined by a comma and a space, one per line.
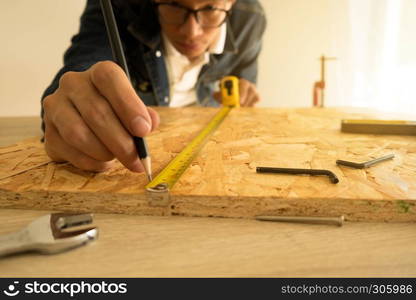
0, 107, 415, 222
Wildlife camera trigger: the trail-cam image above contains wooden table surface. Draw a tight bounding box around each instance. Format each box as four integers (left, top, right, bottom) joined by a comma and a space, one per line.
1, 115, 415, 277
2, 108, 415, 222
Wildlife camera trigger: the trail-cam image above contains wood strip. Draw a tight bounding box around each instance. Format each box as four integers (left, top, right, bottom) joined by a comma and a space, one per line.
40, 162, 56, 190
0, 161, 52, 181
10, 149, 38, 170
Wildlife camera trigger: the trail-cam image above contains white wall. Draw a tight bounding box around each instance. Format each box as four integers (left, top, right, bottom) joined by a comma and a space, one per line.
0, 0, 85, 117
258, 0, 343, 107
259, 0, 416, 114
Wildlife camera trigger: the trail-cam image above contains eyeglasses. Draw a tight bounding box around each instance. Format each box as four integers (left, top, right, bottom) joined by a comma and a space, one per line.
154, 2, 231, 28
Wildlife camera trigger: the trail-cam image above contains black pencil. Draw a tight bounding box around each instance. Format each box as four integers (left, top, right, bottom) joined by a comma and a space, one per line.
99, 0, 152, 181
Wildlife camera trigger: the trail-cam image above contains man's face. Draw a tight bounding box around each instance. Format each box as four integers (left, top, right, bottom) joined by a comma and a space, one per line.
154, 0, 234, 60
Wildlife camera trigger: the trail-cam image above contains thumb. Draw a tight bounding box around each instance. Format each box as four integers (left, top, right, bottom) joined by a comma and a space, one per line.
212, 91, 222, 103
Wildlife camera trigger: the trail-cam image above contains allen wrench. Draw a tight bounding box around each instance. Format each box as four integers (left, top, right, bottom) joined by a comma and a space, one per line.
256, 215, 344, 227
256, 167, 339, 184
336, 154, 394, 169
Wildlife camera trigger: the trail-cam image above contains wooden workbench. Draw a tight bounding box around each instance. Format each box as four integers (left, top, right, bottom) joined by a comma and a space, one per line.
0, 111, 415, 277
0, 108, 415, 222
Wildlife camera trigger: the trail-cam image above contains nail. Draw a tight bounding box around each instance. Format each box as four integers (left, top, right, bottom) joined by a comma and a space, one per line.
131, 116, 151, 137
256, 215, 345, 227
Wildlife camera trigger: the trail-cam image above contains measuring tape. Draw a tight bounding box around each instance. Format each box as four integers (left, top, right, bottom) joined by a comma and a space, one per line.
145, 76, 240, 205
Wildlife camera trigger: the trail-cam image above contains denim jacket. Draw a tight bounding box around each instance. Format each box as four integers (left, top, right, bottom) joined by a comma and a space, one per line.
41, 0, 266, 111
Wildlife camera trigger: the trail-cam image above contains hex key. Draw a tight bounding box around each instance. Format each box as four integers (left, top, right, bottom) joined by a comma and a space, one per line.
336, 154, 394, 169
256, 215, 345, 226
256, 167, 339, 184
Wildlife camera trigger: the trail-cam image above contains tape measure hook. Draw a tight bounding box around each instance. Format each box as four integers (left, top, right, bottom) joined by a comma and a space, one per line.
146, 183, 170, 206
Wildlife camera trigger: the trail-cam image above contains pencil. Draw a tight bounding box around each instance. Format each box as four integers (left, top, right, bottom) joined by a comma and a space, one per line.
99, 0, 152, 181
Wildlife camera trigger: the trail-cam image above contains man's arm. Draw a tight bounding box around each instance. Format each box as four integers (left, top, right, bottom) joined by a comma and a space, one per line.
230, 0, 266, 84
41, 0, 159, 173
228, 0, 266, 106
41, 0, 112, 113
233, 35, 264, 106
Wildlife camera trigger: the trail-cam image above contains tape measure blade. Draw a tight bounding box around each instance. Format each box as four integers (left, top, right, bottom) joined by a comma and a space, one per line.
145, 106, 231, 190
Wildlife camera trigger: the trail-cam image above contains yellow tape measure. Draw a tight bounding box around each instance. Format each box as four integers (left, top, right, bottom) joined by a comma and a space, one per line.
145, 76, 239, 204
220, 75, 240, 108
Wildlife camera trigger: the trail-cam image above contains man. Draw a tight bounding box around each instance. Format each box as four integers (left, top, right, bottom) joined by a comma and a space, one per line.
41, 0, 266, 173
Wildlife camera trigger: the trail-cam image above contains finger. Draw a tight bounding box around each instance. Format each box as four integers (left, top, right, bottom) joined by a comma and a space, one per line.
44, 119, 114, 172
240, 83, 254, 107
89, 61, 152, 137
247, 94, 260, 107
43, 93, 114, 162
245, 86, 261, 107
147, 107, 160, 131
212, 91, 222, 104
59, 70, 144, 172
238, 79, 250, 106
66, 77, 144, 173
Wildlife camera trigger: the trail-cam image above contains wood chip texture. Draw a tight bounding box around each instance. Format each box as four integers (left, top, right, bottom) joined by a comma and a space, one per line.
0, 107, 415, 222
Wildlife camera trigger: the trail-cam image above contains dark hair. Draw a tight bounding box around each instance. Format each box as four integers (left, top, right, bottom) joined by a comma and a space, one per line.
112, 0, 159, 36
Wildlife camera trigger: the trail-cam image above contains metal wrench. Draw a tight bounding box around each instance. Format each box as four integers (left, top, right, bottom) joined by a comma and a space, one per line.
0, 213, 98, 257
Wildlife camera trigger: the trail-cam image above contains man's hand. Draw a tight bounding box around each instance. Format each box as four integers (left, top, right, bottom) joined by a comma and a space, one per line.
42, 61, 160, 172
213, 78, 261, 107
238, 78, 261, 106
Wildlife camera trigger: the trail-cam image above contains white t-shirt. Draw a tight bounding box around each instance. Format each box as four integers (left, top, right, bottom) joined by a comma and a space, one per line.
162, 24, 226, 107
